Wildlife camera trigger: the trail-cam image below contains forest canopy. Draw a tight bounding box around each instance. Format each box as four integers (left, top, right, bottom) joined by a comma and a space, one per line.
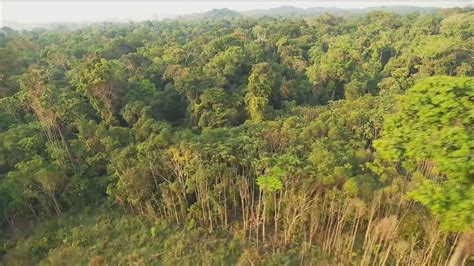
0, 7, 473, 265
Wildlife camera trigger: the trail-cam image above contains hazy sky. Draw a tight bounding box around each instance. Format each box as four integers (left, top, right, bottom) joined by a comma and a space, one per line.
1, 1, 471, 26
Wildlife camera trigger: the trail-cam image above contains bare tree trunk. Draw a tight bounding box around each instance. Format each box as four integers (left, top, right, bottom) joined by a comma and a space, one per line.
51, 192, 61, 216
448, 230, 474, 266
57, 123, 75, 167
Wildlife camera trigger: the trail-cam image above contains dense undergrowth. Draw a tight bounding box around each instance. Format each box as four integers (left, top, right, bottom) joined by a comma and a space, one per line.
2, 206, 332, 265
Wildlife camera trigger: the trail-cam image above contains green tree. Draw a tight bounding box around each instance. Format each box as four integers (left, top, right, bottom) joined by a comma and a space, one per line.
375, 76, 473, 232
245, 62, 283, 122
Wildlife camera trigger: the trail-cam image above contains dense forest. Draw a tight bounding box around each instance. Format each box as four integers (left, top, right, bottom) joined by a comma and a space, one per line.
0, 7, 473, 265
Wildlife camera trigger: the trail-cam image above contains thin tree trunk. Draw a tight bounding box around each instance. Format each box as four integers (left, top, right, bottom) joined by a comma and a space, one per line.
51, 192, 61, 216
57, 123, 75, 167
448, 230, 474, 266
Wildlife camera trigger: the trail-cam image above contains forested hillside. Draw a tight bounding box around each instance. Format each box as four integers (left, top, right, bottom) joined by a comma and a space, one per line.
0, 7, 473, 265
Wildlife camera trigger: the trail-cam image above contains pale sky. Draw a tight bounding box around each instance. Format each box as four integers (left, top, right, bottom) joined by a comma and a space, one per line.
1, 1, 471, 27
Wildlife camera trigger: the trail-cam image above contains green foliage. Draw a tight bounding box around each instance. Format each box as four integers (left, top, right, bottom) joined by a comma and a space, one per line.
194, 88, 230, 128
375, 77, 473, 181
409, 179, 474, 232
257, 166, 286, 193
245, 62, 283, 122
0, 8, 472, 264
375, 76, 474, 231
